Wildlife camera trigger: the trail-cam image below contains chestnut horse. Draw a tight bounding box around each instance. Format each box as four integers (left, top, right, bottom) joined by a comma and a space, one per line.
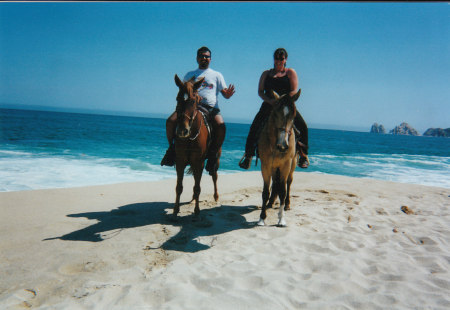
173, 74, 219, 216
257, 89, 301, 227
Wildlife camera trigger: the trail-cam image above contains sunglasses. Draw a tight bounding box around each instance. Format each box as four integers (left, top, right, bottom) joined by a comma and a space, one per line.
198, 54, 211, 59
274, 56, 286, 61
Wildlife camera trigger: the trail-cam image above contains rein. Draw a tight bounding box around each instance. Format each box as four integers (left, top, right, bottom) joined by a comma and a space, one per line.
188, 110, 203, 141
177, 94, 203, 141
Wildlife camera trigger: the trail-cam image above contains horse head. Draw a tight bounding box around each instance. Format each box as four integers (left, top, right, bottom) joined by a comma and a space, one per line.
270, 89, 301, 152
174, 74, 204, 139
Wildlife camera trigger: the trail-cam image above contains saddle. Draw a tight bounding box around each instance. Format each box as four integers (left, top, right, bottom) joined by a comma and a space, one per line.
197, 105, 213, 146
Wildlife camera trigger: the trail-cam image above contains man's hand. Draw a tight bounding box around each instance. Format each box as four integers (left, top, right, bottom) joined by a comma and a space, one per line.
221, 84, 235, 99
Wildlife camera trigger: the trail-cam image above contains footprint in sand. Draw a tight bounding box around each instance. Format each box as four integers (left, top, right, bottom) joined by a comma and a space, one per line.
58, 261, 105, 275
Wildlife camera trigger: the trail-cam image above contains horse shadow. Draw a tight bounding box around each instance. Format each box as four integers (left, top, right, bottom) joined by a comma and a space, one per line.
44, 201, 258, 253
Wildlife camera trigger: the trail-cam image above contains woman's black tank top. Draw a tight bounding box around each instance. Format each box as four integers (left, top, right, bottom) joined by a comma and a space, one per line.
264, 71, 291, 98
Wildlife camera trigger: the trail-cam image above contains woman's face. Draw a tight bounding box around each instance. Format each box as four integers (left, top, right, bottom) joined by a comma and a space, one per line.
274, 54, 286, 70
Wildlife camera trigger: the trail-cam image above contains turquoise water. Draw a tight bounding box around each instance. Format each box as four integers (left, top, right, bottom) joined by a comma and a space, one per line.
1, 108, 449, 191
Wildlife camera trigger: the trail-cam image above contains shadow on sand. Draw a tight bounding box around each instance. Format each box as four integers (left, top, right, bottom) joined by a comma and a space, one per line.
44, 201, 258, 253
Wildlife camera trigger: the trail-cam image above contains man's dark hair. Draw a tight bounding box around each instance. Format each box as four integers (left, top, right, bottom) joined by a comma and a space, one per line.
197, 46, 211, 57
274, 48, 288, 59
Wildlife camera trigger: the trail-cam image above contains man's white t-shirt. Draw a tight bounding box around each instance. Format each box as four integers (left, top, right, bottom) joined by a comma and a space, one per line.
184, 68, 227, 109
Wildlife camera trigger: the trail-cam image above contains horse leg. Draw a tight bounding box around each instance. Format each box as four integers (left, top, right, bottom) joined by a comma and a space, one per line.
277, 177, 287, 227
285, 174, 293, 211
192, 164, 203, 216
267, 182, 276, 209
174, 165, 185, 216
258, 168, 271, 226
212, 170, 219, 202
211, 147, 220, 201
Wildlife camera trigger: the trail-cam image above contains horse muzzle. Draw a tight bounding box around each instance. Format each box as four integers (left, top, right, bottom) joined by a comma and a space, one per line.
276, 142, 289, 152
276, 131, 289, 152
176, 126, 190, 139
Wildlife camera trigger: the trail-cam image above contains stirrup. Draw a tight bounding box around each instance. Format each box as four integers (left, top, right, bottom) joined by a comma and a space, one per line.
238, 154, 252, 170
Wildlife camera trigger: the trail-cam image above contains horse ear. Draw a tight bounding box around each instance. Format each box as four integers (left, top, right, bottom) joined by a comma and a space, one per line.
175, 74, 183, 88
193, 77, 205, 91
272, 90, 280, 100
291, 89, 301, 102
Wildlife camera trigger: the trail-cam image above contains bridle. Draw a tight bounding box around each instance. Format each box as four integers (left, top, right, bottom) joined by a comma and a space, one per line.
177, 92, 202, 141
275, 104, 296, 138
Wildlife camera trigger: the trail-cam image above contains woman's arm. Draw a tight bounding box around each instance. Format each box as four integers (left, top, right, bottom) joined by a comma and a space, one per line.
287, 68, 298, 97
258, 70, 276, 105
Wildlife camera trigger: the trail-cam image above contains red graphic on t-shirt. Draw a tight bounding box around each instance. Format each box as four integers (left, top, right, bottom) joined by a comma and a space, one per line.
201, 81, 213, 89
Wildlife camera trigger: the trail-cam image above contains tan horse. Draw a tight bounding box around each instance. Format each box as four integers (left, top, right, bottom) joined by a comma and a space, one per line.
257, 89, 301, 227
172, 74, 219, 216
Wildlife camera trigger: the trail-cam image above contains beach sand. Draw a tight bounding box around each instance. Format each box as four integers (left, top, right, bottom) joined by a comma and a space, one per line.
0, 171, 449, 309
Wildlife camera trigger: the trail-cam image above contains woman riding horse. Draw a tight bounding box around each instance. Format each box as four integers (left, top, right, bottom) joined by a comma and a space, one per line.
239, 48, 309, 170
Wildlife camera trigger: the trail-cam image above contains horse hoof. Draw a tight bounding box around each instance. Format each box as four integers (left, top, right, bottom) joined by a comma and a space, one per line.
284, 206, 290, 211
257, 219, 265, 226
277, 219, 287, 227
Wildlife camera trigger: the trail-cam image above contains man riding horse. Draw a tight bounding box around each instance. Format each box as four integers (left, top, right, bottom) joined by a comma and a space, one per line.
161, 46, 235, 175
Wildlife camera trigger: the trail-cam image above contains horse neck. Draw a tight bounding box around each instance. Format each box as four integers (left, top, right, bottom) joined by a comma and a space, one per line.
191, 104, 208, 140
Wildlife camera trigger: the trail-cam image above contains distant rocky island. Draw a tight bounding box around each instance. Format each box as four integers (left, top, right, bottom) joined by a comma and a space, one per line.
370, 122, 450, 137
389, 122, 419, 136
370, 123, 386, 134
423, 128, 450, 137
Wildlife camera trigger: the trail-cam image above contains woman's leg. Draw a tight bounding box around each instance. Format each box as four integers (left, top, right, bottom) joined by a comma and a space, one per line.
239, 102, 272, 169
294, 111, 308, 153
294, 110, 309, 168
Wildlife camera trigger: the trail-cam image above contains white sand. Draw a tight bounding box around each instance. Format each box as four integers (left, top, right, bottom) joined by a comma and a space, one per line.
0, 171, 449, 309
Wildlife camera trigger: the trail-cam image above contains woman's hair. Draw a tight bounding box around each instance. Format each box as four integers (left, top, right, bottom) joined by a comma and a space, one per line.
274, 48, 288, 60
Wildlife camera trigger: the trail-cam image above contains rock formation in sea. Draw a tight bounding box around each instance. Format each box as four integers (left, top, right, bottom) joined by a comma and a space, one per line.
370, 123, 386, 134
423, 128, 450, 137
389, 122, 420, 136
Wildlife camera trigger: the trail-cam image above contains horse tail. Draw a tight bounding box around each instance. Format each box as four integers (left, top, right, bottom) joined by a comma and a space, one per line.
186, 165, 193, 175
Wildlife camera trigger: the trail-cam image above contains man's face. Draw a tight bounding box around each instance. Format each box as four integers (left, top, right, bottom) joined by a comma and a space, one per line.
197, 51, 211, 69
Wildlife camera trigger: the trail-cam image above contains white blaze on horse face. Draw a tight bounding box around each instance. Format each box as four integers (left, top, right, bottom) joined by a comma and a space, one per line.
283, 106, 291, 145
283, 105, 290, 117
184, 93, 189, 101
284, 129, 289, 146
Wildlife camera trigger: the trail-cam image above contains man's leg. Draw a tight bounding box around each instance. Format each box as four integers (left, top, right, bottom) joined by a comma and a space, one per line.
160, 112, 177, 166
205, 114, 225, 175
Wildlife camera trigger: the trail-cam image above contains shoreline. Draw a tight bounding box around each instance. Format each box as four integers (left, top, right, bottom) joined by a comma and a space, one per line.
1, 171, 449, 309
2, 169, 449, 194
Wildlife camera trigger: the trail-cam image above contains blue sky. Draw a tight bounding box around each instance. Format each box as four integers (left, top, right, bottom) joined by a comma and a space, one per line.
1, 2, 448, 132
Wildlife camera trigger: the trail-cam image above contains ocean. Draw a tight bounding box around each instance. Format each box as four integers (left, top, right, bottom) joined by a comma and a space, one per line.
1, 108, 449, 192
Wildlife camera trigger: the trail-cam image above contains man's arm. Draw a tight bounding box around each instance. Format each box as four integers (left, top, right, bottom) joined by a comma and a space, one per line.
221, 84, 235, 99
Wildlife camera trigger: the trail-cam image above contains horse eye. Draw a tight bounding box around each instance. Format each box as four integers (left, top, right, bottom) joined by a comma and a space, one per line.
184, 93, 189, 101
